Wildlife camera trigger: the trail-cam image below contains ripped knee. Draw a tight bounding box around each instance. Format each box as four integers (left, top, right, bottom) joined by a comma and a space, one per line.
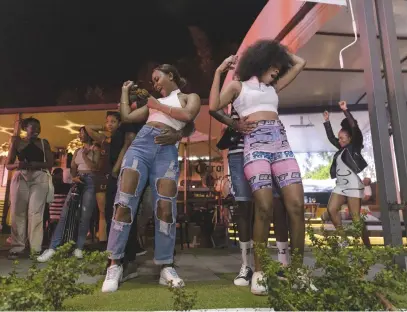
113, 203, 132, 223
156, 178, 177, 198
120, 168, 140, 195
156, 199, 173, 223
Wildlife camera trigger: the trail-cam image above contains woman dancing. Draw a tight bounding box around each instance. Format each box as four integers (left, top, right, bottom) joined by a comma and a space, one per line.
102, 64, 201, 293
37, 127, 101, 261
6, 117, 53, 259
209, 40, 306, 295
210, 108, 291, 287
323, 101, 370, 247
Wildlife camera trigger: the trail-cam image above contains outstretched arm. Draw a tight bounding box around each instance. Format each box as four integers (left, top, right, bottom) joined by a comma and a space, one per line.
323, 111, 341, 149
274, 53, 306, 93
209, 109, 256, 134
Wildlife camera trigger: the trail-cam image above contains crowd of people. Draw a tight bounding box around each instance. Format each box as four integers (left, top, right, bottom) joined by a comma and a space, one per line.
4, 39, 370, 296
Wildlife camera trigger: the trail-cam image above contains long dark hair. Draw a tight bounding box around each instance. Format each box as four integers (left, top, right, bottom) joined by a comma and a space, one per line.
21, 117, 40, 131
79, 126, 92, 144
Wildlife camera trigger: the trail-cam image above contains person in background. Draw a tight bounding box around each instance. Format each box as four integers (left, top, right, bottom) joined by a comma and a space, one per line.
37, 127, 101, 261
209, 40, 306, 295
323, 101, 370, 248
46, 168, 71, 239
6, 117, 53, 260
85, 112, 123, 245
362, 178, 372, 204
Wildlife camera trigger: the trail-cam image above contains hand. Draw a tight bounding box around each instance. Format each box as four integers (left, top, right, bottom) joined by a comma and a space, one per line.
217, 55, 238, 73
72, 176, 84, 184
338, 101, 347, 111
111, 169, 119, 179
122, 81, 135, 92
323, 111, 330, 122
154, 129, 181, 145
233, 116, 256, 134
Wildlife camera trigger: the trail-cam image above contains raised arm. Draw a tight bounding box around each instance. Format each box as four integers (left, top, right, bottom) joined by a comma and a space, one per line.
323, 111, 341, 149
339, 101, 363, 148
274, 53, 306, 93
209, 55, 241, 112
85, 125, 106, 144
120, 81, 149, 123
147, 93, 201, 122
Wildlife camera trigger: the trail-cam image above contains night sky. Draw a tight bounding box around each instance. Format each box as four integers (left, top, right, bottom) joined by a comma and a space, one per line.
0, 0, 267, 108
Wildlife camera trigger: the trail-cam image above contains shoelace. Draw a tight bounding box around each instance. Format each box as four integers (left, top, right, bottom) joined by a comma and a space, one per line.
106, 266, 120, 280
238, 266, 249, 277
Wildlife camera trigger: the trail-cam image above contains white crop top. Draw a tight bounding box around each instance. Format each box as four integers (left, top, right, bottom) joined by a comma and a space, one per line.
146, 89, 186, 131
232, 76, 279, 117
75, 148, 94, 171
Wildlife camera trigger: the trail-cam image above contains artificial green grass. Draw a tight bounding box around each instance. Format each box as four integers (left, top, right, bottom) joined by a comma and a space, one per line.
65, 273, 269, 311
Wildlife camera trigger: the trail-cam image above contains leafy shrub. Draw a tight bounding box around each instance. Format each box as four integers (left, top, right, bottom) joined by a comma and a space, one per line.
0, 242, 107, 311
167, 281, 197, 311
256, 219, 407, 311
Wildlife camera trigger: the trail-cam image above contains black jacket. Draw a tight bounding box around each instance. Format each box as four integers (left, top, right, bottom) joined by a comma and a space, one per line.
323, 109, 368, 179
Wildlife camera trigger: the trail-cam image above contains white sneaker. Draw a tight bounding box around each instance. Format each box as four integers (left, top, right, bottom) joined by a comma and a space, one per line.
251, 271, 268, 296
293, 268, 318, 291
159, 266, 185, 288
37, 249, 56, 263
234, 265, 253, 286
73, 249, 83, 259
102, 265, 123, 293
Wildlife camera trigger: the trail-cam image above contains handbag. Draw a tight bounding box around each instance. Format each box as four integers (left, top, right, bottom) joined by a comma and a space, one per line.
216, 127, 242, 150
41, 139, 55, 203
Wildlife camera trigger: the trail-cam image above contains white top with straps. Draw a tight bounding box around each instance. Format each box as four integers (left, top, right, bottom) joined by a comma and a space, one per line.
75, 148, 94, 171
232, 76, 279, 117
147, 89, 186, 131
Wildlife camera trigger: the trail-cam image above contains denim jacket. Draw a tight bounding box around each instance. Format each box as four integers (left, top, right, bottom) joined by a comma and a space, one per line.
323, 109, 367, 179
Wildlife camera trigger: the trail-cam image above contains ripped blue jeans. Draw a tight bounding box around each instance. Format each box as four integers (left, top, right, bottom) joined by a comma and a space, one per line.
107, 125, 179, 265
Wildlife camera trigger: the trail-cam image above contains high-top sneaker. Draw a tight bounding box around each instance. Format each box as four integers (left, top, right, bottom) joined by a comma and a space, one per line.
251, 271, 268, 296
234, 265, 253, 286
159, 266, 185, 288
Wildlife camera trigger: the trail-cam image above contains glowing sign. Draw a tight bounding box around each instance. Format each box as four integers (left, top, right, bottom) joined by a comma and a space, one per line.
0, 126, 13, 136
56, 120, 84, 134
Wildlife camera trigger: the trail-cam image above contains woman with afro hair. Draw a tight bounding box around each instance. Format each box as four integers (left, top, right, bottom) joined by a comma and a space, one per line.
323, 101, 370, 248
209, 40, 306, 295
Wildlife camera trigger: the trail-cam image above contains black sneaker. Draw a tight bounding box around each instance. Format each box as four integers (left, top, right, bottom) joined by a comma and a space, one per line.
122, 260, 139, 282
234, 265, 253, 286
276, 269, 287, 280
8, 252, 22, 260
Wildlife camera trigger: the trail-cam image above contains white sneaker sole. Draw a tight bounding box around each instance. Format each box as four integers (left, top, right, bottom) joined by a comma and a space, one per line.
251, 288, 268, 296
159, 277, 185, 288
234, 279, 251, 286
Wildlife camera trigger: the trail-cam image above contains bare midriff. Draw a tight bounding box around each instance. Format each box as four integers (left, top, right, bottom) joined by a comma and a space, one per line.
246, 111, 279, 123
146, 121, 177, 132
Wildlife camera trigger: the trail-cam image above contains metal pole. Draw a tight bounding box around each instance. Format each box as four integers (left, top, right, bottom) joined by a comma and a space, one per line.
375, 0, 407, 237
356, 0, 404, 267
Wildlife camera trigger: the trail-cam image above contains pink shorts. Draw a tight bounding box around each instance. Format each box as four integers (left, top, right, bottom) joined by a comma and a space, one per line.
243, 120, 302, 192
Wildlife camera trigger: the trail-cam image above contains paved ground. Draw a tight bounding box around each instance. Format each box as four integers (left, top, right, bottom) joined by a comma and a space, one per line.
0, 234, 384, 285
